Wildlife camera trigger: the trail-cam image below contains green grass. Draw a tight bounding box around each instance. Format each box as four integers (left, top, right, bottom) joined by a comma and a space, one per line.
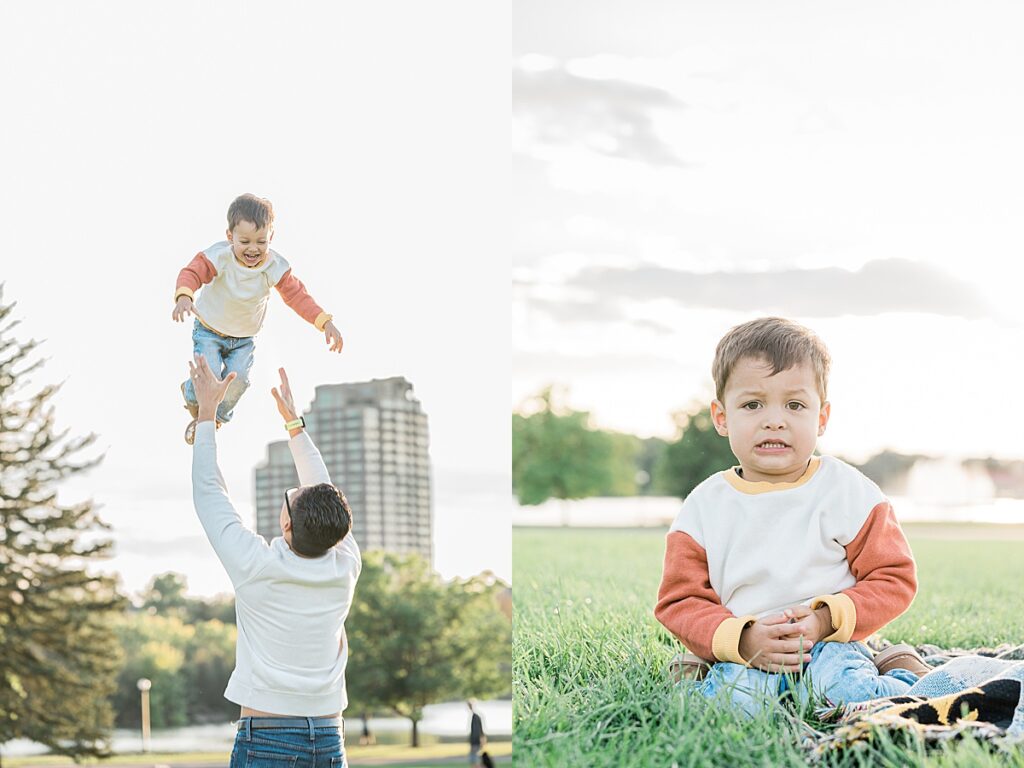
513, 524, 1024, 767
3, 740, 513, 767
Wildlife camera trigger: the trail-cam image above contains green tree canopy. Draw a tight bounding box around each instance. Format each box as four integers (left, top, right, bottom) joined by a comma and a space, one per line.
141, 572, 189, 614
137, 571, 235, 625
654, 404, 738, 499
0, 290, 125, 759
512, 387, 638, 506
346, 552, 511, 747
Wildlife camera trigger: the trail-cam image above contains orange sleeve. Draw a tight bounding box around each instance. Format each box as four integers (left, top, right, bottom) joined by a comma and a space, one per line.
275, 269, 332, 331
655, 531, 746, 663
174, 253, 217, 301
841, 501, 917, 640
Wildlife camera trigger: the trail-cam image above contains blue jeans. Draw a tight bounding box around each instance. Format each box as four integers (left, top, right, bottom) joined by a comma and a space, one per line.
699, 641, 920, 717
181, 321, 255, 423
230, 718, 346, 768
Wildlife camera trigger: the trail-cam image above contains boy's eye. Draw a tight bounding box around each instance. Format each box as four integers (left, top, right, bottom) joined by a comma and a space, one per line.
741, 401, 761, 410
787, 402, 806, 410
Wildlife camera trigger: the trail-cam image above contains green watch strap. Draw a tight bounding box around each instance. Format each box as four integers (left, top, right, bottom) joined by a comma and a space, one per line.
285, 417, 305, 431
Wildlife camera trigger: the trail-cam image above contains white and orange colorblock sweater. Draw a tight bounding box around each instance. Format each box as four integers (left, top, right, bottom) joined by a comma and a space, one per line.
174, 242, 332, 339
655, 456, 917, 666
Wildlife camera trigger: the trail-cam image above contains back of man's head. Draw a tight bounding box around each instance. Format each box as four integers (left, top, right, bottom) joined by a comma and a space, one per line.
290, 483, 352, 557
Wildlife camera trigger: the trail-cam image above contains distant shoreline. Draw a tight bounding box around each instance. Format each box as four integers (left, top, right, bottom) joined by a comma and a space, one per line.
512, 521, 1024, 540
899, 521, 1024, 539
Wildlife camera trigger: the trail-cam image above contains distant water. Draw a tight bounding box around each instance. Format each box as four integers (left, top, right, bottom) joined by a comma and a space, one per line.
1, 699, 511, 756
511, 495, 1024, 527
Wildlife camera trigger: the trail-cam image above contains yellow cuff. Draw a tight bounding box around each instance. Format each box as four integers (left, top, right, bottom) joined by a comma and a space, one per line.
810, 593, 856, 643
314, 312, 333, 332
175, 287, 195, 302
711, 615, 758, 665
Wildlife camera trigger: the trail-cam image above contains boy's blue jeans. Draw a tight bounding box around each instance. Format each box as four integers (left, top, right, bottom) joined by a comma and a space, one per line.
698, 641, 919, 717
181, 321, 255, 424
229, 718, 345, 767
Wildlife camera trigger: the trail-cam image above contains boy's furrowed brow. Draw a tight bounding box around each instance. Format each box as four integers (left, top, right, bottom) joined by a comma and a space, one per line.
732, 389, 766, 398
733, 386, 813, 398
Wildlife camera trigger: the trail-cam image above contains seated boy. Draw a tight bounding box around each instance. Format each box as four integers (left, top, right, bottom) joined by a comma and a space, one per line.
655, 317, 930, 716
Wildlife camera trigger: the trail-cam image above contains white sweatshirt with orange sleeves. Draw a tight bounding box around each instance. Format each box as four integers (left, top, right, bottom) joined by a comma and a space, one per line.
654, 456, 917, 667
174, 242, 332, 339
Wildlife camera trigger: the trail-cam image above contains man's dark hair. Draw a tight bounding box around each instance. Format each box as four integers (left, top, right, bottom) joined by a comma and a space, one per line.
290, 483, 352, 557
227, 193, 275, 231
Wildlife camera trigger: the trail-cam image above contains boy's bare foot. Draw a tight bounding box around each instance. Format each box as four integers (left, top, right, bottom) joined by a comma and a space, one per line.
873, 643, 932, 677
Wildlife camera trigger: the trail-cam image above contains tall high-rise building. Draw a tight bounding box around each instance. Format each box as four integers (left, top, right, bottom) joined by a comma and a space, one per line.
254, 377, 432, 562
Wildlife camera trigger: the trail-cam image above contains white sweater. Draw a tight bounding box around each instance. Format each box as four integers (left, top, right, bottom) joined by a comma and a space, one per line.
191, 421, 361, 716
194, 242, 291, 338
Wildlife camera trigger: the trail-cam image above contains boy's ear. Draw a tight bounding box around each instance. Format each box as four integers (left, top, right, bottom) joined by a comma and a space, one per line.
818, 401, 831, 436
710, 399, 728, 436
226, 228, 233, 243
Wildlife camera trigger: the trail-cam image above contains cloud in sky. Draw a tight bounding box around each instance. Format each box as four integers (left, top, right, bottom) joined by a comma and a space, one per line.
513, 349, 677, 382
526, 295, 673, 334
512, 63, 685, 166
552, 259, 990, 319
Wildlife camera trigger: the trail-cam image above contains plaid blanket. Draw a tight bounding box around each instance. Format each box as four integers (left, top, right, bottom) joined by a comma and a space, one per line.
806, 642, 1024, 759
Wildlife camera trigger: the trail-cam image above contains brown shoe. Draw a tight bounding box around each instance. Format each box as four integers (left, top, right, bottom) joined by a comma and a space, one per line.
668, 652, 712, 683
873, 643, 932, 677
184, 418, 198, 445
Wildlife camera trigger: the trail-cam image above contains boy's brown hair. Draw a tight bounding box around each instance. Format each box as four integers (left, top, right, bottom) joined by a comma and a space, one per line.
227, 193, 274, 231
712, 317, 831, 402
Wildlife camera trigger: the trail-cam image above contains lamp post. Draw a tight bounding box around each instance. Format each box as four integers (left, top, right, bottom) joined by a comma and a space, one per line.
136, 678, 152, 753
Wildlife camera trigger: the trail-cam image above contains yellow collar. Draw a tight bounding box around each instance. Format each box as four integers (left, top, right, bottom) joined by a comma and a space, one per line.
233, 254, 267, 270
722, 456, 821, 494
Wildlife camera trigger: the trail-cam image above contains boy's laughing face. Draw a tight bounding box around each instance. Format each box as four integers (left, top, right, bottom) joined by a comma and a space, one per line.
226, 219, 272, 268
710, 356, 830, 484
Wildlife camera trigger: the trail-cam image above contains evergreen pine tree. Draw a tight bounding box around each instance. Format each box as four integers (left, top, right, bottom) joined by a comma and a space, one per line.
0, 290, 125, 761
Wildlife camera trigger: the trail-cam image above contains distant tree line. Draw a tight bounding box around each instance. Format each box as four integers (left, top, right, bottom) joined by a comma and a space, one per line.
513, 388, 734, 505
512, 387, 1022, 506
113, 573, 237, 728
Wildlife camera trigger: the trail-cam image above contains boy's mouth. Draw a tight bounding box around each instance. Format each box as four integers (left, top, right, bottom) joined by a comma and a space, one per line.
754, 440, 790, 452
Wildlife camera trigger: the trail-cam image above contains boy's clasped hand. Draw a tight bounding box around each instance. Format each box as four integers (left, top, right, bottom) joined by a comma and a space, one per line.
738, 604, 830, 673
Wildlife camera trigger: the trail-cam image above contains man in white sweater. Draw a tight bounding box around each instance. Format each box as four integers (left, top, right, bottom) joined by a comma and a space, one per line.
189, 356, 361, 766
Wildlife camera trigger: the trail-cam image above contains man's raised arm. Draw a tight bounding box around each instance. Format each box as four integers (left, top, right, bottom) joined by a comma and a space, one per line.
271, 368, 331, 486
189, 357, 270, 586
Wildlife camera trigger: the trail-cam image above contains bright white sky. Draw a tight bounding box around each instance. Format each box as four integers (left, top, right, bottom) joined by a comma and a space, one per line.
1, 1, 507, 597
513, 1, 1024, 463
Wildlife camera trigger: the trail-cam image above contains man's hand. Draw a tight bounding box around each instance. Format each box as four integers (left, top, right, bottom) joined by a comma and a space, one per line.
271, 367, 299, 422
172, 296, 195, 322
188, 355, 235, 422
782, 604, 831, 645
738, 613, 813, 673
324, 320, 344, 353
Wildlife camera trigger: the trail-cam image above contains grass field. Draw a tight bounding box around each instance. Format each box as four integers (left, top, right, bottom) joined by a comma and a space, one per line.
513, 523, 1024, 767
2, 740, 513, 768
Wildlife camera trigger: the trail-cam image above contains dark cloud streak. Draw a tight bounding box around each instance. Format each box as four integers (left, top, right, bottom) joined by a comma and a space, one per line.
564, 259, 989, 319
527, 296, 673, 334
513, 65, 686, 166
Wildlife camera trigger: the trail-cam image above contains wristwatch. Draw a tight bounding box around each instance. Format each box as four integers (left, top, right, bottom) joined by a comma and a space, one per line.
284, 417, 305, 431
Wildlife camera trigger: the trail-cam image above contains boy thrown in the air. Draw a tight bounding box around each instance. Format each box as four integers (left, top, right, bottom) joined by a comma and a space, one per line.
172, 193, 343, 443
